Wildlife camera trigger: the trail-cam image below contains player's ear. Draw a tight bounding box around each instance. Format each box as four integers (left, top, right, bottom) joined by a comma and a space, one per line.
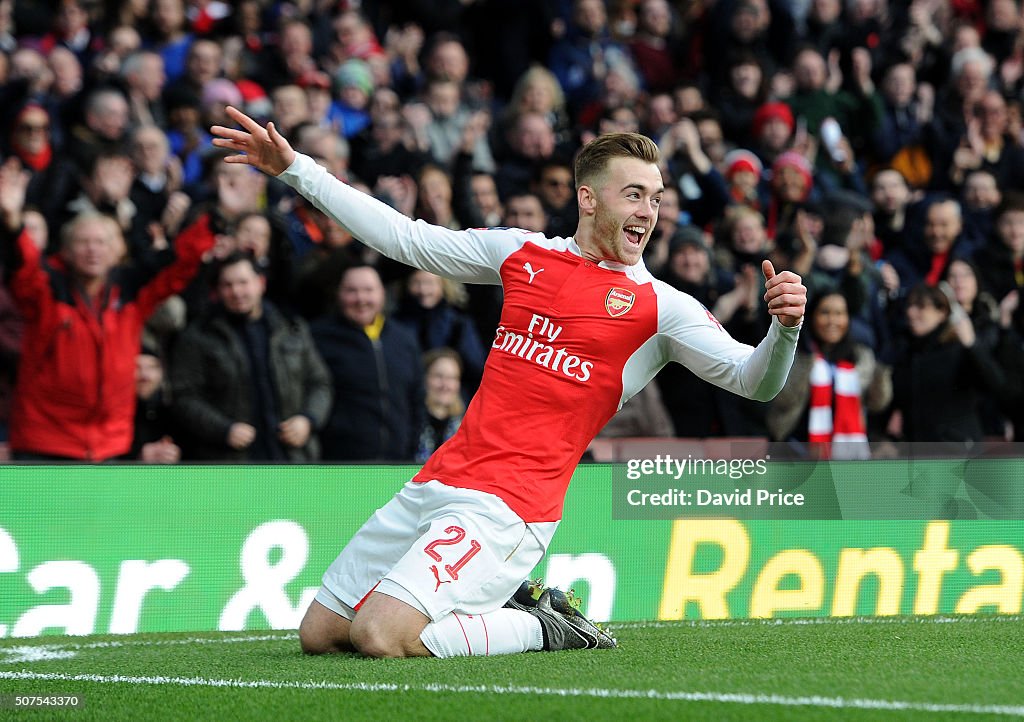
578, 184, 597, 214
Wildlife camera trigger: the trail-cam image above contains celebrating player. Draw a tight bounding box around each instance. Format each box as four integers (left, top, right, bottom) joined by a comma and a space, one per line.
211, 106, 806, 658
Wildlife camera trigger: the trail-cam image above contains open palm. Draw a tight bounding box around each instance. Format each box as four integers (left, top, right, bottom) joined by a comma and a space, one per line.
210, 106, 296, 177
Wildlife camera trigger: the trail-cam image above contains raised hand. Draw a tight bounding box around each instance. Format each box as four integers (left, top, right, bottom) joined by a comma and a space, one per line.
762, 260, 806, 328
211, 106, 296, 177
0, 158, 29, 231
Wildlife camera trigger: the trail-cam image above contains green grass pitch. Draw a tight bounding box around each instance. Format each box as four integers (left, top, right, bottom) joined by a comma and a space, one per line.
1, 615, 1022, 721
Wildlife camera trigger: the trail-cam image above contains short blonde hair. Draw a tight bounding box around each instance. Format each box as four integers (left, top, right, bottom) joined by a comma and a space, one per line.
574, 132, 660, 190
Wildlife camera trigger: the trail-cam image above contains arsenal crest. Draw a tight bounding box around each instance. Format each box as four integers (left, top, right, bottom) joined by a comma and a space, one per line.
604, 287, 635, 317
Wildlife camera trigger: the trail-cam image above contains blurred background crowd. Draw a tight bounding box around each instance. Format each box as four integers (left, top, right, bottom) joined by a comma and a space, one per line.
1, 0, 1023, 464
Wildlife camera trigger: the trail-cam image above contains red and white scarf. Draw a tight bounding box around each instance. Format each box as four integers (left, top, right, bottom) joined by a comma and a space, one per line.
808, 352, 869, 459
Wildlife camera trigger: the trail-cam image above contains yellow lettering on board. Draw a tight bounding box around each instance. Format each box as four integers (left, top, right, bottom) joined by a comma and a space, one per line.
913, 521, 958, 615
955, 546, 1024, 614
659, 520, 749, 620
750, 549, 824, 618
832, 548, 904, 616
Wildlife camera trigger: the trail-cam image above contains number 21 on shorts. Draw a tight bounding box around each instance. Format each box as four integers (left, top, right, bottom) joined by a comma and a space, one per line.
424, 525, 482, 586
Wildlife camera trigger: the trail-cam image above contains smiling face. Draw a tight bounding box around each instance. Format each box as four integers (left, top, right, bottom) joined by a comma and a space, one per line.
339, 266, 385, 327
811, 293, 849, 348
580, 157, 663, 265
425, 355, 462, 410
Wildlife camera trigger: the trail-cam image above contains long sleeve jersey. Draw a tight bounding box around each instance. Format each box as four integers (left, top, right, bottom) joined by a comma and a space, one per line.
280, 154, 800, 522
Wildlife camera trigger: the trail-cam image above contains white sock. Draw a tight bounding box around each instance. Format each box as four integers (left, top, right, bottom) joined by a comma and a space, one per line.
420, 608, 543, 657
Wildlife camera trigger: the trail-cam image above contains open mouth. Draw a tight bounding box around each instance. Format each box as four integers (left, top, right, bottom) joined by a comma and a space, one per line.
623, 225, 646, 246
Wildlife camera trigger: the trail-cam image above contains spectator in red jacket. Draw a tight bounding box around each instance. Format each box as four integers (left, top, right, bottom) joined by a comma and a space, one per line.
0, 157, 214, 461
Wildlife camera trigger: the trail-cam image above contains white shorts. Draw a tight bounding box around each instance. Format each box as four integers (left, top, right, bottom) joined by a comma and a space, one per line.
317, 479, 558, 623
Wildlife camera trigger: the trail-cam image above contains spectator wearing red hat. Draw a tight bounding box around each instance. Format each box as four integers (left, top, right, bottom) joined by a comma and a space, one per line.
723, 148, 764, 211
764, 150, 814, 239
751, 100, 795, 167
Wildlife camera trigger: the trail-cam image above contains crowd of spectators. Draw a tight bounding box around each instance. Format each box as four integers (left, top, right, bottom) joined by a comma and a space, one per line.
1, 0, 1023, 463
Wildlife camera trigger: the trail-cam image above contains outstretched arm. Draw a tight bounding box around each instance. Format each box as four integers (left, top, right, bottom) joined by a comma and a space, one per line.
210, 107, 517, 284
659, 263, 805, 402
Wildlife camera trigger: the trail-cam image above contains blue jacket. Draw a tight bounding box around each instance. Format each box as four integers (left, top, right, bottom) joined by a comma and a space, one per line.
311, 315, 424, 461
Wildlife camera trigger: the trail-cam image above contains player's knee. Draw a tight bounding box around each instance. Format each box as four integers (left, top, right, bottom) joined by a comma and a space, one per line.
349, 617, 409, 659
298, 605, 351, 655
298, 623, 334, 656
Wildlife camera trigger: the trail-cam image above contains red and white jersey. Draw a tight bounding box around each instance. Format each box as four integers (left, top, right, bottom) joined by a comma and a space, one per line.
280, 154, 800, 522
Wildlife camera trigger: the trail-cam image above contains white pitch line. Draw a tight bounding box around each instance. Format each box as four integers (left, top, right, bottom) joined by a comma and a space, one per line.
612, 614, 1024, 630
0, 633, 298, 655
0, 670, 1021, 717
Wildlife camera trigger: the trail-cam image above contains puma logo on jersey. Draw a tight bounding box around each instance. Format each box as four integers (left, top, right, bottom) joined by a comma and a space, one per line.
523, 262, 544, 284
430, 565, 451, 592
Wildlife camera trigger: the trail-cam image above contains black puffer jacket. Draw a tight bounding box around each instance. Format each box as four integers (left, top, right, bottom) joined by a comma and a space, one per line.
891, 326, 1007, 443
171, 303, 333, 461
